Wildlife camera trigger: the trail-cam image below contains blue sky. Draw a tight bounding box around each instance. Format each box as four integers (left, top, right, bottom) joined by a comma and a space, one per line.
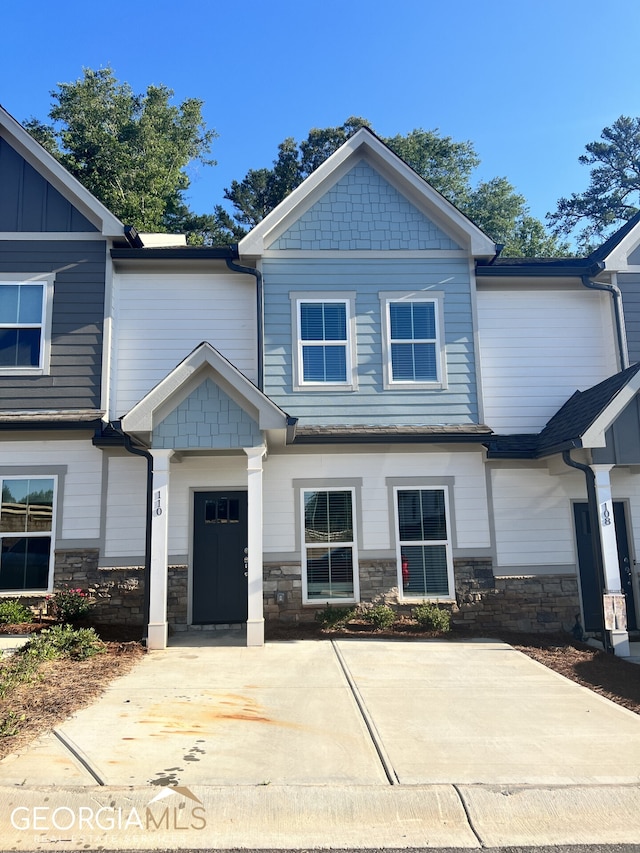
2, 0, 640, 234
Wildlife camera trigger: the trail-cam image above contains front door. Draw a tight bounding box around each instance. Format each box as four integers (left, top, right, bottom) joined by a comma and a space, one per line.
573, 502, 637, 632
192, 491, 248, 624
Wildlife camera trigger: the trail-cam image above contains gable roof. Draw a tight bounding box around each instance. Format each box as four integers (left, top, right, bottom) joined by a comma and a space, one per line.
239, 127, 497, 258
486, 362, 640, 458
0, 104, 124, 237
121, 341, 292, 438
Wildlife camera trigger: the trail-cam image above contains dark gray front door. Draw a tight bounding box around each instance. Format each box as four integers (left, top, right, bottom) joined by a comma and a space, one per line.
574, 501, 637, 632
192, 491, 248, 624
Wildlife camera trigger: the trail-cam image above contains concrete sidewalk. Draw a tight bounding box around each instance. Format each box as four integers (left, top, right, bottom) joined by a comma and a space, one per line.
0, 637, 640, 848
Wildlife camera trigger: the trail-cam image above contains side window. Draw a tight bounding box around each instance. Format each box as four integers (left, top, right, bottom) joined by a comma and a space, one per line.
291, 293, 357, 391
0, 477, 56, 592
302, 488, 359, 603
394, 487, 454, 599
0, 277, 53, 374
380, 293, 445, 389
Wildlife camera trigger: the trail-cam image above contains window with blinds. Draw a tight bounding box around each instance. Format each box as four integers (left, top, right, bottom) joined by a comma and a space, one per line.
302, 488, 357, 602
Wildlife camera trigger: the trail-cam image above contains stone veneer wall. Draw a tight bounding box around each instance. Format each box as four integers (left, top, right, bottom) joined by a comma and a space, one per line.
52, 551, 189, 630
263, 557, 581, 633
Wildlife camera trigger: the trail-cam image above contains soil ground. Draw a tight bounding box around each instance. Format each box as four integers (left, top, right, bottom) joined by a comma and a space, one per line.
0, 619, 639, 761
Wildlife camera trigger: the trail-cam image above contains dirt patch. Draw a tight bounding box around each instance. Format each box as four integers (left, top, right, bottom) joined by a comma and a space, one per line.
0, 638, 144, 759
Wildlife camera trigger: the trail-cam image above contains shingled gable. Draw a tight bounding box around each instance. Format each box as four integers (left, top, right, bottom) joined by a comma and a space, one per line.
120, 341, 291, 438
238, 127, 497, 259
487, 363, 640, 458
0, 104, 124, 237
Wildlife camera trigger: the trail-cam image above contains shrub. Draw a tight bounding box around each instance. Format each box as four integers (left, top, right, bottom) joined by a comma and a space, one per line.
314, 604, 356, 627
0, 599, 33, 625
48, 588, 92, 624
413, 602, 451, 632
24, 624, 105, 661
362, 604, 396, 630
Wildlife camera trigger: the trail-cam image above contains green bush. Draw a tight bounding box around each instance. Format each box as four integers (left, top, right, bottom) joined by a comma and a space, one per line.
413, 602, 451, 632
362, 604, 396, 630
48, 588, 93, 624
314, 604, 356, 627
24, 624, 105, 661
0, 599, 34, 625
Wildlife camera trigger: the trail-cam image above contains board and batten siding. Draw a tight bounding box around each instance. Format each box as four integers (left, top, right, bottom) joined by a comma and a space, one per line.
262, 449, 491, 555
262, 257, 478, 425
618, 273, 640, 364
477, 286, 617, 434
110, 272, 258, 418
0, 138, 97, 232
0, 240, 106, 410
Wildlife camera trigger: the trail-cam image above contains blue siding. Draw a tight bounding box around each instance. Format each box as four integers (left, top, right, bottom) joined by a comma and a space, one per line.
270, 164, 461, 251
619, 273, 640, 364
0, 139, 97, 232
153, 378, 262, 450
262, 258, 478, 426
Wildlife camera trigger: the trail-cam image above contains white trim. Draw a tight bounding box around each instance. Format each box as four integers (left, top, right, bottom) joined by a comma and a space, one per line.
301, 486, 360, 605
392, 485, 455, 602
239, 128, 496, 258
582, 370, 640, 448
0, 474, 57, 594
291, 293, 358, 392
261, 249, 469, 259
379, 291, 446, 390
0, 274, 54, 375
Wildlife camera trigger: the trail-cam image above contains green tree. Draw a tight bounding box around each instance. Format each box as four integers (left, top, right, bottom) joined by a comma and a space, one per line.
216, 118, 567, 256
548, 115, 640, 252
24, 67, 217, 234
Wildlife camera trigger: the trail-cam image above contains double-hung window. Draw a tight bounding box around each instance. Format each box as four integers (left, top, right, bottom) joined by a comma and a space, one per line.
0, 477, 56, 592
0, 277, 53, 373
380, 293, 445, 389
292, 294, 356, 390
394, 486, 454, 599
302, 488, 358, 603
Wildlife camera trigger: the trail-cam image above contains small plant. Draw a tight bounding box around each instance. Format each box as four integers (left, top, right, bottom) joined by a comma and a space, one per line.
413, 602, 451, 632
362, 604, 396, 630
25, 624, 105, 661
48, 587, 93, 624
0, 710, 26, 737
0, 599, 33, 625
314, 604, 356, 628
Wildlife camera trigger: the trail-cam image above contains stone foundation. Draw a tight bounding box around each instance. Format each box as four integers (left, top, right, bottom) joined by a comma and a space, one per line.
263, 557, 581, 634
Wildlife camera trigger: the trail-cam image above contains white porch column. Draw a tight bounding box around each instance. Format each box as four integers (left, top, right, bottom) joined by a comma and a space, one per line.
147, 449, 174, 650
591, 464, 630, 657
244, 444, 267, 646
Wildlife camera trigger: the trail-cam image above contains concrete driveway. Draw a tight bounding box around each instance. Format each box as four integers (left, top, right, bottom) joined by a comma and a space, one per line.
1, 636, 640, 849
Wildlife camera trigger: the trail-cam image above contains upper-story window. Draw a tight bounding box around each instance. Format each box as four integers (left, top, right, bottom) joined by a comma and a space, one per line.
380, 292, 446, 390
292, 293, 357, 391
0, 277, 53, 374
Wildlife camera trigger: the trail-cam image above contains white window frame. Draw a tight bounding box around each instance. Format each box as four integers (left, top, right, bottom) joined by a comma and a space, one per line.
393, 485, 455, 601
0, 274, 54, 375
301, 486, 359, 605
380, 291, 446, 390
0, 474, 57, 594
291, 292, 358, 391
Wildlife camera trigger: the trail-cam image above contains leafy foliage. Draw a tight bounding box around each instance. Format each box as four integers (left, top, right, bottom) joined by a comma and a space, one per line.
412, 602, 451, 632
314, 604, 356, 627
48, 588, 92, 624
0, 599, 33, 625
24, 67, 216, 234
361, 604, 396, 630
548, 115, 640, 252
24, 625, 104, 661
